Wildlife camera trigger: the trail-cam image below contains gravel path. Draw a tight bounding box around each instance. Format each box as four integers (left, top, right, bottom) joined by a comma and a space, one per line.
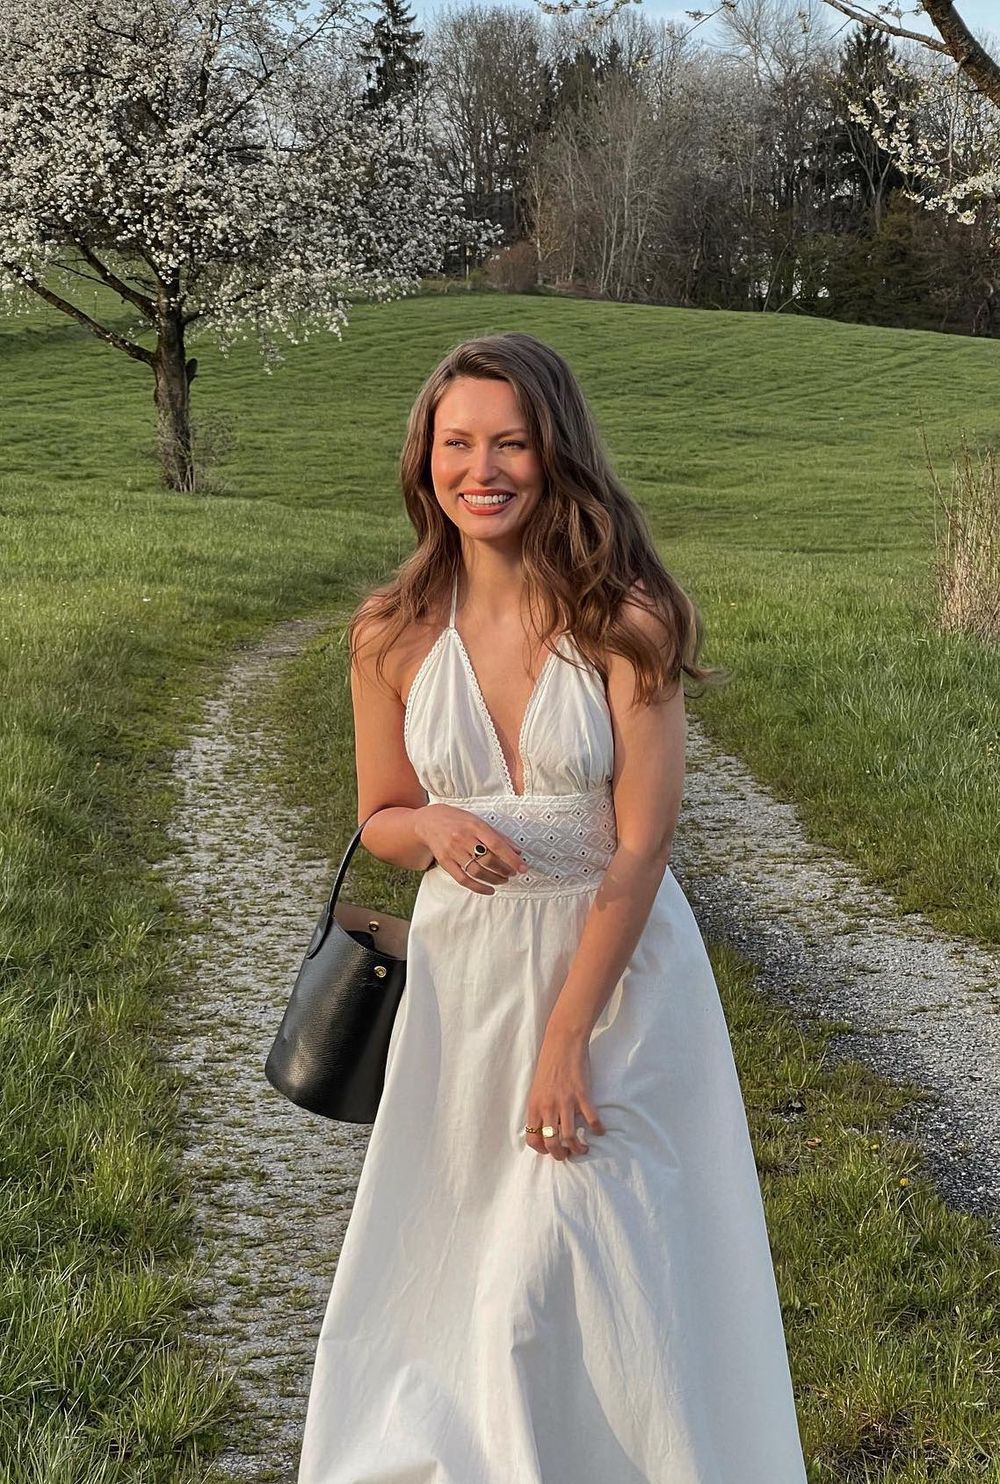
154, 618, 371, 1484
153, 621, 1000, 1481
674, 724, 1000, 1248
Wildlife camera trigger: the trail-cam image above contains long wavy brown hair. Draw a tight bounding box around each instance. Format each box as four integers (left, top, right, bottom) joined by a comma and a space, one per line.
348, 330, 726, 706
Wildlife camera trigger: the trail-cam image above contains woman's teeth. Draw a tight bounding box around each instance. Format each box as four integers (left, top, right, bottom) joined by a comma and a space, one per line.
462, 493, 514, 506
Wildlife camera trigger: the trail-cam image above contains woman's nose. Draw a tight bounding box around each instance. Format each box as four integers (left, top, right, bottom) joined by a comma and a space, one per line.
469, 450, 500, 483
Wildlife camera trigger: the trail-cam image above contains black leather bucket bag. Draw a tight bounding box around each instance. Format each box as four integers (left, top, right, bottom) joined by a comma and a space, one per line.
265, 811, 409, 1123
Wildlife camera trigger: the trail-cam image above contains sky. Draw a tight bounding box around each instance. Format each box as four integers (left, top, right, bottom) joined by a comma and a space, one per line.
411, 0, 999, 52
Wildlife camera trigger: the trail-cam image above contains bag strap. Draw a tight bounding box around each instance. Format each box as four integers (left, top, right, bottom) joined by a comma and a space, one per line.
319, 808, 386, 921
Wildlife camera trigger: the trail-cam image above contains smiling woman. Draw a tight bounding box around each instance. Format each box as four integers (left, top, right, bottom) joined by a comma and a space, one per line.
294, 330, 809, 1484
435, 386, 540, 526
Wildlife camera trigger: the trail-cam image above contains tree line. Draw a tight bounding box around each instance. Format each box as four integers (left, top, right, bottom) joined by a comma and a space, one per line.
417, 0, 999, 336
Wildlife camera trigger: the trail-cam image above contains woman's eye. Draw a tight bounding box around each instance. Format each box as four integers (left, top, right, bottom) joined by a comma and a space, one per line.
444, 440, 525, 449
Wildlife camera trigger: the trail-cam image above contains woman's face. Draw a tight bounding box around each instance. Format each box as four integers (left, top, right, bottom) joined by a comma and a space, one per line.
429, 376, 544, 542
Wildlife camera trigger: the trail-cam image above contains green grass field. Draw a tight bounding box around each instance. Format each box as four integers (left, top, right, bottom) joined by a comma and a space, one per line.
3, 288, 999, 1479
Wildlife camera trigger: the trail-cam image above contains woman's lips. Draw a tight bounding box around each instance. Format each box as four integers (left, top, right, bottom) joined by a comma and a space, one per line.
459, 493, 516, 515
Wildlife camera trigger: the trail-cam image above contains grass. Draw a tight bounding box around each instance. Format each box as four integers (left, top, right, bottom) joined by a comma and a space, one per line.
2, 285, 999, 1478
5, 288, 998, 937
719, 948, 997, 1481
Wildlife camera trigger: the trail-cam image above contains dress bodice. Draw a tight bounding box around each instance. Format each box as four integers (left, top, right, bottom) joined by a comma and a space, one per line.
404, 573, 617, 896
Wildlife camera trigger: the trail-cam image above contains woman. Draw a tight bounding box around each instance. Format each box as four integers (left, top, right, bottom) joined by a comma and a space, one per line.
297, 331, 808, 1482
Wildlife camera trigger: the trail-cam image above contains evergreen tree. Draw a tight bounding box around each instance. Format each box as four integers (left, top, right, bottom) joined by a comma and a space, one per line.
536, 35, 636, 134
359, 0, 428, 111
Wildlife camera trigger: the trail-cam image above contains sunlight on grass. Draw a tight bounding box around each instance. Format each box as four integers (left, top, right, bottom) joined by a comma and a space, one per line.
3, 290, 999, 1477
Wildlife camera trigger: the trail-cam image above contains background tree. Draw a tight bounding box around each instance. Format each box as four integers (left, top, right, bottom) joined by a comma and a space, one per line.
821, 28, 913, 236
529, 69, 664, 299
821, 1, 1000, 106
517, 0, 996, 329
359, 0, 430, 111
425, 4, 553, 273
821, 15, 1000, 328
0, 0, 493, 490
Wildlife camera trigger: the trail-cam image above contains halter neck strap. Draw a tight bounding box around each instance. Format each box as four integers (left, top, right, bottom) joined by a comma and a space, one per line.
449, 571, 459, 627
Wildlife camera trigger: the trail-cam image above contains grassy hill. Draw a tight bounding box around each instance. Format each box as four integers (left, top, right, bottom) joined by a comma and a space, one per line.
3, 290, 999, 1480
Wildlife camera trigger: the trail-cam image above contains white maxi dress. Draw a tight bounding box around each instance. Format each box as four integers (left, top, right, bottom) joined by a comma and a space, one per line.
297, 574, 808, 1483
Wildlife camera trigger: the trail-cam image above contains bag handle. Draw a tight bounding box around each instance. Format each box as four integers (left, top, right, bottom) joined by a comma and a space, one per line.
323, 808, 383, 917
302, 809, 393, 960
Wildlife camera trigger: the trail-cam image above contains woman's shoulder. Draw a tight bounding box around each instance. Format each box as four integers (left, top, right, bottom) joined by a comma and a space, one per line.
352, 590, 451, 698
615, 578, 676, 646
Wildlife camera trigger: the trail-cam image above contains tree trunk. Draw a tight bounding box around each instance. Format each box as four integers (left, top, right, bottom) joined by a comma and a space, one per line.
152, 315, 198, 490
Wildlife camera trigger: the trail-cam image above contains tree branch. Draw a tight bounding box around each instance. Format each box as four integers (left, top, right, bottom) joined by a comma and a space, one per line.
5, 263, 155, 365
820, 1, 949, 52
71, 240, 157, 319
213, 8, 345, 134
50, 259, 114, 291
822, 1, 1000, 109
921, 0, 1000, 108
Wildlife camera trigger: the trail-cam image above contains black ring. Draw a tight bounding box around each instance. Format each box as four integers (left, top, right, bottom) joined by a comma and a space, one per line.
473, 841, 488, 857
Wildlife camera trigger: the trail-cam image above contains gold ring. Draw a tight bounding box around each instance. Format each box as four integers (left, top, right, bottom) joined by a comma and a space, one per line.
524, 1124, 542, 1135
541, 1124, 556, 1138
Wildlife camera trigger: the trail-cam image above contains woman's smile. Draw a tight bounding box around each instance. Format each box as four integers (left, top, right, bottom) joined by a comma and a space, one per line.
459, 488, 517, 514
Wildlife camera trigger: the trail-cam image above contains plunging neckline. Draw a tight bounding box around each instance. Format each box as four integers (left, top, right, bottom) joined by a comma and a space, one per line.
449, 571, 560, 799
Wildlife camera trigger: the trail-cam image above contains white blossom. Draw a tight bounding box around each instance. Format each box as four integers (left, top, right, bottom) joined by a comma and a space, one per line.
0, 0, 501, 359
836, 44, 1000, 241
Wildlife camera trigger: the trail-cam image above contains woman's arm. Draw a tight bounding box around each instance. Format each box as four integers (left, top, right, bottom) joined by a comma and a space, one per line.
350, 605, 436, 872
544, 595, 687, 1042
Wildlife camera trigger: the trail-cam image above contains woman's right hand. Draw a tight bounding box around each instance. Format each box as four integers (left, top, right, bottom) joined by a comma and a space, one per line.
414, 804, 531, 895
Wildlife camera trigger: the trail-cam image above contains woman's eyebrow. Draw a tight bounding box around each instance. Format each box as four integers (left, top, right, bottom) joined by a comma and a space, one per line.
439, 426, 529, 436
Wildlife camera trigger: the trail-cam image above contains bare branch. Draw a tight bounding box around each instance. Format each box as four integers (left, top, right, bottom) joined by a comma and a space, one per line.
820, 1, 949, 52
213, 4, 347, 135
5, 263, 154, 364
71, 240, 157, 319
50, 259, 113, 290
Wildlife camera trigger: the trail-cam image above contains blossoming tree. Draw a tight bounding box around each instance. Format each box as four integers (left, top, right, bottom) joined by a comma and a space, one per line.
821, 2, 1000, 107
811, 4, 1000, 235
0, 0, 495, 489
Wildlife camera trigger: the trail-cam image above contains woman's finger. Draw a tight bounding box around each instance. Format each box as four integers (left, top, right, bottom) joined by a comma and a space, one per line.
561, 1103, 588, 1155
453, 831, 528, 894
463, 849, 508, 880
542, 1116, 568, 1161
475, 827, 528, 880
578, 1095, 606, 1137
523, 1109, 546, 1156
448, 855, 495, 894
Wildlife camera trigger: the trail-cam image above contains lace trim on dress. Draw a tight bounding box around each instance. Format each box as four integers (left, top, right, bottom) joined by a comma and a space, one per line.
426, 787, 617, 897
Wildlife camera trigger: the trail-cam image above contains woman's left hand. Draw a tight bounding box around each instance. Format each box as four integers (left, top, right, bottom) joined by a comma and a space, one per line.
524, 1026, 606, 1160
